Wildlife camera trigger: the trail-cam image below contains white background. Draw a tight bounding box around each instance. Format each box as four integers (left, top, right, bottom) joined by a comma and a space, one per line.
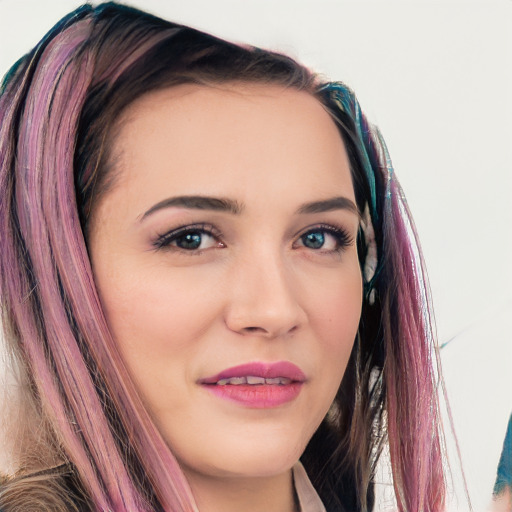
1, 1, 511, 510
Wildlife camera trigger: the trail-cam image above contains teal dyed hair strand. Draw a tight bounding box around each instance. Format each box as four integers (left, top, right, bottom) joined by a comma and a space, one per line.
320, 82, 380, 220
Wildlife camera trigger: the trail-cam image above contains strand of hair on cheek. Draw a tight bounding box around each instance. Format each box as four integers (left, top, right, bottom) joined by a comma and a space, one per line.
13, 20, 150, 511
38, 18, 199, 512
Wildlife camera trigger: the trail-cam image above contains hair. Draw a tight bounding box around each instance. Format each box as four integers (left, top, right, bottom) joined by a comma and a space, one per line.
0, 3, 445, 511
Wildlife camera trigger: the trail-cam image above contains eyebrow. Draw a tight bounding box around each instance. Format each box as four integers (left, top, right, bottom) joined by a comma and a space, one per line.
141, 195, 243, 220
297, 197, 359, 217
140, 195, 359, 220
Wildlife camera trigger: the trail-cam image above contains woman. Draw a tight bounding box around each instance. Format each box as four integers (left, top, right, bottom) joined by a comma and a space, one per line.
0, 2, 445, 511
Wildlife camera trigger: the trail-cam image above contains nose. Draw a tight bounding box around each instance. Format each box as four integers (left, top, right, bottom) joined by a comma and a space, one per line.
224, 248, 307, 339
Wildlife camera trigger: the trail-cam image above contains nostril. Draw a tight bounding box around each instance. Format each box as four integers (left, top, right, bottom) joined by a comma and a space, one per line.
244, 326, 265, 333
240, 325, 299, 337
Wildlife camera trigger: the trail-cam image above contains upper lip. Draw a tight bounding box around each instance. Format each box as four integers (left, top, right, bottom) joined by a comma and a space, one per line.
199, 361, 306, 384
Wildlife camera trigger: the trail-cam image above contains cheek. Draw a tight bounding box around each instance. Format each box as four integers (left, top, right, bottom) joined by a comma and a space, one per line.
92, 266, 216, 423
307, 258, 362, 339
92, 259, 232, 415
96, 261, 219, 350
305, 261, 362, 388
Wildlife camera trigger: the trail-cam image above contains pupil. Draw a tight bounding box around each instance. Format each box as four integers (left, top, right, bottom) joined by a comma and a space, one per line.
303, 231, 324, 249
177, 232, 202, 249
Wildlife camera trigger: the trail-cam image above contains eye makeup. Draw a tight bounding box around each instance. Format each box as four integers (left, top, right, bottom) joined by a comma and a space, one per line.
294, 223, 354, 254
153, 223, 224, 252
152, 220, 354, 257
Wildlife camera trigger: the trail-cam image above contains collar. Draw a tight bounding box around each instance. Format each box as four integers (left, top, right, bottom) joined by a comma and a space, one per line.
292, 462, 326, 512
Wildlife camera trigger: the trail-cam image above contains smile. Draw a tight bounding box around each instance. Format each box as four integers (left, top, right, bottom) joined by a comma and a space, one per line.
216, 376, 292, 385
200, 361, 306, 408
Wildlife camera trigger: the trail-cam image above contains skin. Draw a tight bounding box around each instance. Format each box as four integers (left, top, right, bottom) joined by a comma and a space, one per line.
89, 83, 363, 512
489, 488, 512, 512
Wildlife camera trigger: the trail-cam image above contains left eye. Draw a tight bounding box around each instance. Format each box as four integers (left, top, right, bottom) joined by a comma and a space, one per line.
154, 226, 223, 251
296, 227, 351, 252
172, 231, 216, 250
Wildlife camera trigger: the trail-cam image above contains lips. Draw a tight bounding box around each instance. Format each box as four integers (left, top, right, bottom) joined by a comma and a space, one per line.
199, 361, 306, 408
200, 361, 306, 385
217, 376, 292, 385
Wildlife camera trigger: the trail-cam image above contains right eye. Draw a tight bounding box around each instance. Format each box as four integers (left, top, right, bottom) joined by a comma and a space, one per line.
154, 224, 225, 252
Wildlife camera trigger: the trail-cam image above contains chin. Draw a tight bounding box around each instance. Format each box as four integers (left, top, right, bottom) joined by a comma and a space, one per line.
177, 429, 309, 480
227, 448, 301, 477
203, 455, 300, 480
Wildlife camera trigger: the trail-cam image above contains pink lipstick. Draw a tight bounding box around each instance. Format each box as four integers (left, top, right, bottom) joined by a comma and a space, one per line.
199, 361, 306, 408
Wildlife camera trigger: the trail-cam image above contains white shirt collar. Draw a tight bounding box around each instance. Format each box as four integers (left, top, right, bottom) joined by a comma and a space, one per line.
292, 461, 327, 512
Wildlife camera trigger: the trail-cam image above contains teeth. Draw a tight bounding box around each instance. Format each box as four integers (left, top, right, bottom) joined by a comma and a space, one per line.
266, 377, 291, 385
216, 376, 292, 385
217, 377, 247, 385
246, 376, 265, 385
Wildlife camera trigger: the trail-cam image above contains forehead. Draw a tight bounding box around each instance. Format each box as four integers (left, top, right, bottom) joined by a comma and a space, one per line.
109, 83, 354, 208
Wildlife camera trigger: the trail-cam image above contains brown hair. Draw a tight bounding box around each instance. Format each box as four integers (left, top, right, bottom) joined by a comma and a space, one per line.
0, 3, 445, 511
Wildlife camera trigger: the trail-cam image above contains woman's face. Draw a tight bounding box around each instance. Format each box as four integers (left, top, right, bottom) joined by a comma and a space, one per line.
89, 83, 362, 482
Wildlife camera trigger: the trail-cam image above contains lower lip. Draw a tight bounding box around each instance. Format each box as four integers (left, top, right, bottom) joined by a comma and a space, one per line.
202, 383, 303, 408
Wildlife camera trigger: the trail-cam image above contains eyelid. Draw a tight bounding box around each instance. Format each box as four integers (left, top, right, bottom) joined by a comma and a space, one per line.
152, 221, 354, 253
293, 223, 354, 250
153, 223, 224, 251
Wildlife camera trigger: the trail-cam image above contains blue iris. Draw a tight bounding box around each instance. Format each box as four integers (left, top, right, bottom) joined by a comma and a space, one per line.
176, 232, 202, 250
302, 231, 325, 249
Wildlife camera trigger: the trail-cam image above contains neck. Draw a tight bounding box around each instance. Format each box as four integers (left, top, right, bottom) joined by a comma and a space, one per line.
183, 466, 299, 512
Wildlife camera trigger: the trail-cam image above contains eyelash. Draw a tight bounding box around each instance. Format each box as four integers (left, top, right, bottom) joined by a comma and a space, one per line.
153, 223, 353, 254
295, 224, 354, 253
153, 223, 223, 252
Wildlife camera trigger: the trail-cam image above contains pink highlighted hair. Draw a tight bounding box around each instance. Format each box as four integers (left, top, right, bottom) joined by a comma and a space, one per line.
0, 3, 445, 511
